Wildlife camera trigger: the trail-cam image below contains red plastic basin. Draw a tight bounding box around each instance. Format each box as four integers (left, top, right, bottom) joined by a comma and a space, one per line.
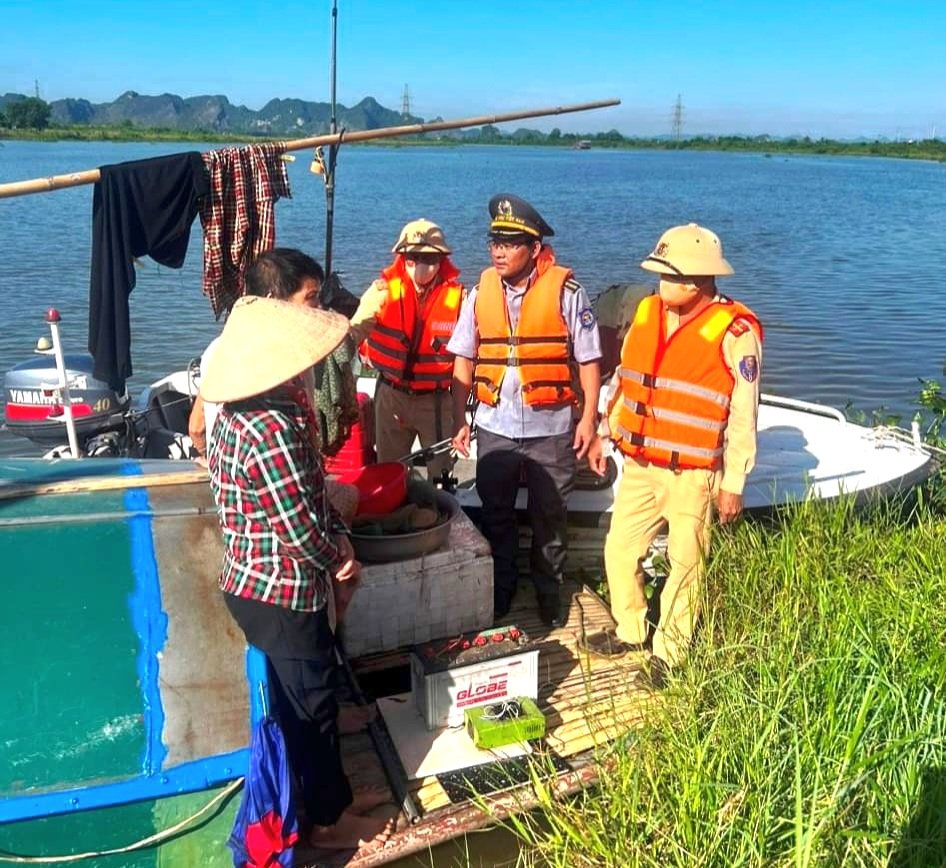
335, 462, 408, 515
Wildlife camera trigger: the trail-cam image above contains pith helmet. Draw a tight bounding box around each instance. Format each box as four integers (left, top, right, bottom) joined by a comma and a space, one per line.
392, 219, 451, 255
640, 223, 734, 277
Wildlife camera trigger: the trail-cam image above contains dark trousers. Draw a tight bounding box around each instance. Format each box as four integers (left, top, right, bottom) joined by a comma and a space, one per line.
223, 594, 353, 828
475, 429, 576, 609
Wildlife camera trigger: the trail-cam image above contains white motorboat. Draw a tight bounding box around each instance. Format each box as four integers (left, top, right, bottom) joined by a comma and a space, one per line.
351, 377, 935, 520
2, 344, 935, 519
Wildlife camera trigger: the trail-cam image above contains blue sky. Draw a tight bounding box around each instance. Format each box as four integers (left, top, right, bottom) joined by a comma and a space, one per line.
2, 0, 944, 138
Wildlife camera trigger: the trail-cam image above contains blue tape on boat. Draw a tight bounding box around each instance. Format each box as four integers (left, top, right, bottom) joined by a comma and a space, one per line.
0, 750, 249, 824
122, 466, 169, 776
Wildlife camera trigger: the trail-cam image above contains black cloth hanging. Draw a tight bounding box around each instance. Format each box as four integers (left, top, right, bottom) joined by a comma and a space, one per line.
88, 152, 209, 391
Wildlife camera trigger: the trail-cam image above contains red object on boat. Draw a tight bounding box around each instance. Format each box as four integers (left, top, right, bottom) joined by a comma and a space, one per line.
335, 461, 408, 515
324, 393, 375, 473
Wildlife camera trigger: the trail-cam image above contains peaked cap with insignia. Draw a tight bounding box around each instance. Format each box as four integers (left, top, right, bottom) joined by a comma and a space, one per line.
488, 193, 555, 239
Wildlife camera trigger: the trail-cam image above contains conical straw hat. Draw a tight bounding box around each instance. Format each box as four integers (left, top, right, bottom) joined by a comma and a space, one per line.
200, 296, 349, 403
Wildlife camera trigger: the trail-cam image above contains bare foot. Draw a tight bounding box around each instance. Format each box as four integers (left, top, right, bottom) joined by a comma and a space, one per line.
350, 786, 390, 813
337, 703, 375, 735
309, 809, 394, 852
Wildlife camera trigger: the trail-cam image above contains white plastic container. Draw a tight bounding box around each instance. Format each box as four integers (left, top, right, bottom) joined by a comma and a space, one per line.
410, 637, 539, 730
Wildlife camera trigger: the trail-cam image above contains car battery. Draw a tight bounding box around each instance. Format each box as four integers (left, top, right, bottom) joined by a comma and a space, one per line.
410, 625, 538, 730
465, 697, 547, 749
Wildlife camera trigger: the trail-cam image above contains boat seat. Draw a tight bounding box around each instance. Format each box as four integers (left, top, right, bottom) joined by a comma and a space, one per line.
152, 389, 192, 436
143, 426, 194, 460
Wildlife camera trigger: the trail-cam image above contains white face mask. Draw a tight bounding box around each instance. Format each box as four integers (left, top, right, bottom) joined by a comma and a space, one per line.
658, 278, 701, 308
407, 261, 440, 288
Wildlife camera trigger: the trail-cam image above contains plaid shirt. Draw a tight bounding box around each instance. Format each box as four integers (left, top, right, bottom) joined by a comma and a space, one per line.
208, 394, 346, 612
199, 143, 292, 318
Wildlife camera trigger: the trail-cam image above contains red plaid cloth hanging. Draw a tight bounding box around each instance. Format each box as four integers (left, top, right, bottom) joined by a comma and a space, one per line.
200, 143, 292, 318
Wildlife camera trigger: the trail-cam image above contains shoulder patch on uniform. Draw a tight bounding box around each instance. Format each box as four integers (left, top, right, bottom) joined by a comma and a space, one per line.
738, 355, 759, 383
578, 307, 596, 330
728, 317, 752, 337
564, 278, 582, 292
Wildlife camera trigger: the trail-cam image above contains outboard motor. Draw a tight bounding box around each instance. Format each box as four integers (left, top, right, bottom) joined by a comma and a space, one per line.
3, 350, 130, 449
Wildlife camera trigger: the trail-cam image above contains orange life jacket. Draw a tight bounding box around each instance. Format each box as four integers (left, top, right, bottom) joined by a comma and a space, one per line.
473, 247, 577, 408
364, 256, 463, 392
613, 294, 762, 470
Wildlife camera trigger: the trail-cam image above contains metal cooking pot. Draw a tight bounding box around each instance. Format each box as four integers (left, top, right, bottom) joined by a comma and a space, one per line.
350, 491, 460, 563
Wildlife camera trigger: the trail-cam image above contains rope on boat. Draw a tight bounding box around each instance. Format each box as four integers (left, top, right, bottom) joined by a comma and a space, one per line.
0, 778, 243, 864
869, 425, 946, 458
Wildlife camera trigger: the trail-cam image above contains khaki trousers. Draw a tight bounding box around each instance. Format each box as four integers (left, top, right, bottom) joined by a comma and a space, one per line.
374, 380, 454, 481
604, 457, 718, 666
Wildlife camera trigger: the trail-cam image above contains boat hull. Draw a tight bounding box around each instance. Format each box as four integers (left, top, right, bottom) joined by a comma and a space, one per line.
0, 459, 264, 828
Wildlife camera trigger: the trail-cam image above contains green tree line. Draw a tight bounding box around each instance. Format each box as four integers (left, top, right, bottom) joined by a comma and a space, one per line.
3, 98, 944, 162
0, 97, 51, 130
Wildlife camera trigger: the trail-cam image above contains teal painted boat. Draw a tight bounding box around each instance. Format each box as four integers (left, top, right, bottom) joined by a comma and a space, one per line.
0, 458, 263, 862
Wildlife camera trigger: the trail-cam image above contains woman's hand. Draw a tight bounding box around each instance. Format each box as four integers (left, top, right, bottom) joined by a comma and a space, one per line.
334, 533, 360, 582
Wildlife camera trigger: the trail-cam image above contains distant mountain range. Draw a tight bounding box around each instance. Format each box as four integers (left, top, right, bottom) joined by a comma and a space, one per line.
0, 90, 424, 135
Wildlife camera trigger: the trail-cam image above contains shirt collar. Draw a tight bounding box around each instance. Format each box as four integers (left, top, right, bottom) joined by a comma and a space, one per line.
501, 267, 538, 294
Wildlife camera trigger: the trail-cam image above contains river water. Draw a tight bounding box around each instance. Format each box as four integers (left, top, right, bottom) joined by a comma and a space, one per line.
1, 141, 945, 864
2, 141, 946, 444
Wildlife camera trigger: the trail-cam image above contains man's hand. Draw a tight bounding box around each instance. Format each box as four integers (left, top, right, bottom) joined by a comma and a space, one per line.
452, 423, 472, 458
573, 417, 596, 460
716, 490, 744, 525
350, 278, 389, 328
586, 434, 608, 477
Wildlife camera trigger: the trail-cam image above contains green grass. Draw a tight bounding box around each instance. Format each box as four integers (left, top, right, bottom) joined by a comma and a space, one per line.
509, 496, 946, 866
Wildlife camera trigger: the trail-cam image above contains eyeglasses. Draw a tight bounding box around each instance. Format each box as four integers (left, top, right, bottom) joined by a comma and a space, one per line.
487, 239, 529, 253
404, 253, 442, 265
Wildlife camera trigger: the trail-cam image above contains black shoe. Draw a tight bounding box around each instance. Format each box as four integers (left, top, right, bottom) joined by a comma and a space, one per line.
494, 593, 513, 622
638, 656, 671, 690
579, 629, 646, 658
538, 596, 564, 628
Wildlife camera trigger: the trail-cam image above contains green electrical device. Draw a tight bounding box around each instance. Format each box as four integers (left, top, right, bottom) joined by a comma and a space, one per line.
464, 697, 546, 749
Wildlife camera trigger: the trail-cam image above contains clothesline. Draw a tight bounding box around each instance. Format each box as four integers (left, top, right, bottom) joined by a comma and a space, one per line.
0, 99, 620, 200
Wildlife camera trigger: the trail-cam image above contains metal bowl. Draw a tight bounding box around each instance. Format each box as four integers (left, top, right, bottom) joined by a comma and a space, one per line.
350, 491, 460, 563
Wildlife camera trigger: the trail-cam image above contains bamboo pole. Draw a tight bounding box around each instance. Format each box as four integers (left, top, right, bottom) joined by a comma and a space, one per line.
0, 99, 620, 200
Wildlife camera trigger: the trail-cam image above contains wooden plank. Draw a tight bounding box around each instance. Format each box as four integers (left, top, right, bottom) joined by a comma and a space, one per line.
0, 467, 209, 501
345, 755, 607, 868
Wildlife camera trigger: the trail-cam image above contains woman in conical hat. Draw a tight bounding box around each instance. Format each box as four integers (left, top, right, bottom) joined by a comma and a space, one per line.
204, 293, 395, 853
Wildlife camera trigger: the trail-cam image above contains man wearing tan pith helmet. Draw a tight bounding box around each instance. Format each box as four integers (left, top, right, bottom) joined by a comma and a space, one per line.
352, 219, 464, 481
582, 223, 762, 689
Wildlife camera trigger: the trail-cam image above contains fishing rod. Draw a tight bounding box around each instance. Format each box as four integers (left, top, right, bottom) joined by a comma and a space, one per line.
323, 0, 340, 279
0, 100, 620, 200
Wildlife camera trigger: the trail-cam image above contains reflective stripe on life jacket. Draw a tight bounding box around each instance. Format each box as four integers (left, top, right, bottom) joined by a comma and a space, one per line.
472, 254, 576, 407
613, 293, 762, 469
364, 256, 463, 392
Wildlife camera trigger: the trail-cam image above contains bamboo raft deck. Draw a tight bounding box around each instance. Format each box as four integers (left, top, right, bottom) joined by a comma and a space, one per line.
301, 579, 658, 867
